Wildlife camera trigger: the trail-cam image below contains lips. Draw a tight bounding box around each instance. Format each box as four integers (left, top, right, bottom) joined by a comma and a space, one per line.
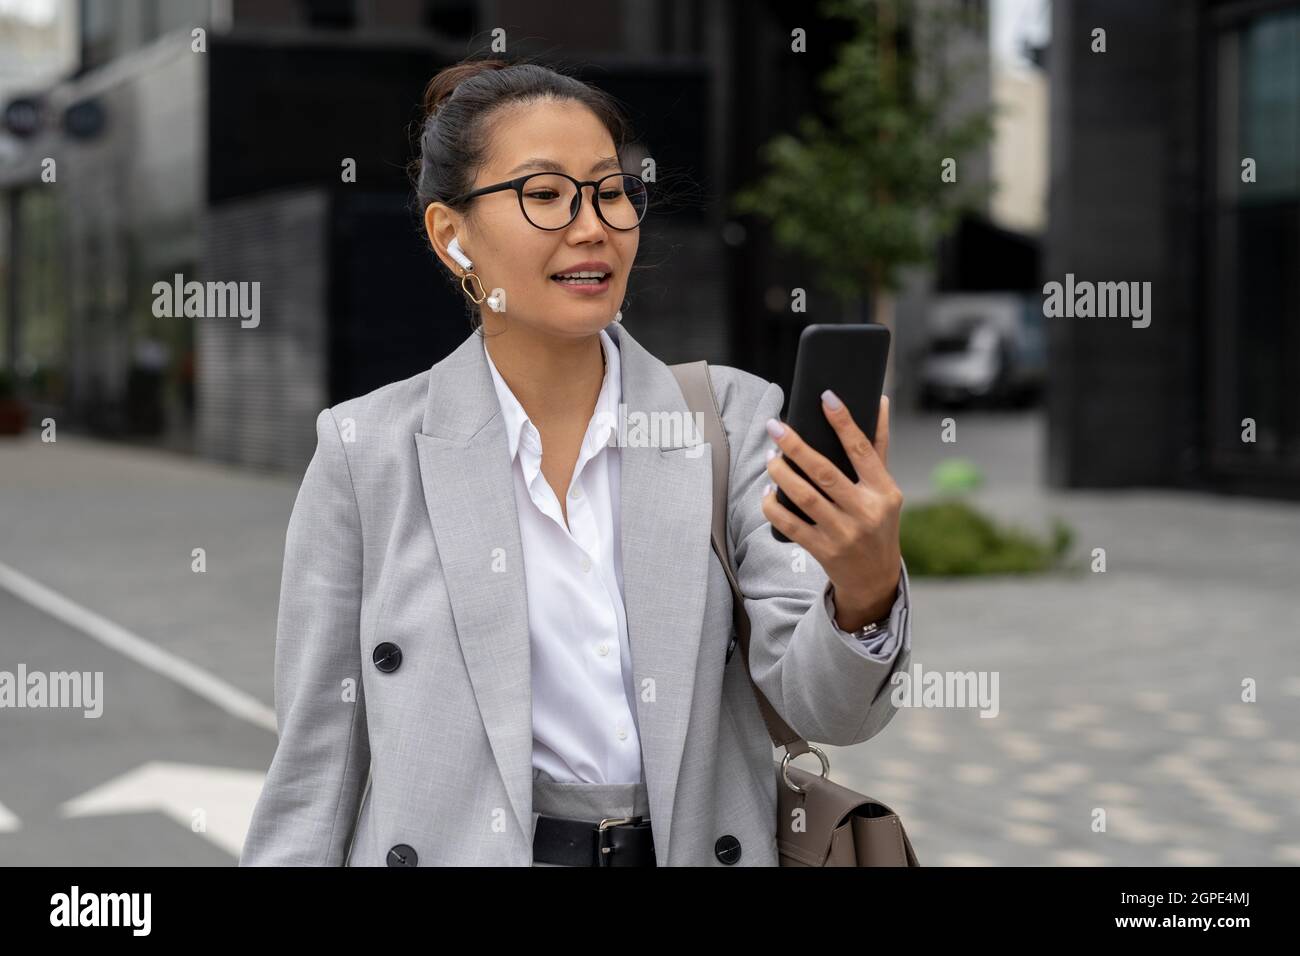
549, 275, 611, 297
549, 260, 614, 281
550, 272, 610, 284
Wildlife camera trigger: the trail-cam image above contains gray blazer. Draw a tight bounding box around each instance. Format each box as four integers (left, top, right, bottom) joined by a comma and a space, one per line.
239, 320, 913, 866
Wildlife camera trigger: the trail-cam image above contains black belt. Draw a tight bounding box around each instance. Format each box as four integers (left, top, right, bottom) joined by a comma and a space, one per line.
533, 814, 656, 867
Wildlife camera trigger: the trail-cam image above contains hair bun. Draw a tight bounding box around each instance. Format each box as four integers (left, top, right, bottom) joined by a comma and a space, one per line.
421, 58, 512, 119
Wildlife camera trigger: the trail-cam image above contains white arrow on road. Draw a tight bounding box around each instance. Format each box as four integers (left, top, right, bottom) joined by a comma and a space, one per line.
59, 761, 265, 858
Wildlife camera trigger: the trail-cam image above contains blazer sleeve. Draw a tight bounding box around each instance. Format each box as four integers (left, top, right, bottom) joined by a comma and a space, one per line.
824, 573, 909, 660
239, 407, 370, 866
727, 380, 912, 748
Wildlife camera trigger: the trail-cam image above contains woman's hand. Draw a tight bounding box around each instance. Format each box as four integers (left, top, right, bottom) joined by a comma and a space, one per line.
760, 391, 903, 632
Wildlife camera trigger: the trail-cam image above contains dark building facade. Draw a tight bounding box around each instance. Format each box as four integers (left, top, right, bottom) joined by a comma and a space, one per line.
1, 0, 990, 471
1046, 0, 1300, 498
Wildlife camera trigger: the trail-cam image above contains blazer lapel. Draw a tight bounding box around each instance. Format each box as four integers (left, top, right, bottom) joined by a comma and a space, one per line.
609, 323, 715, 865
414, 331, 534, 847
413, 323, 715, 865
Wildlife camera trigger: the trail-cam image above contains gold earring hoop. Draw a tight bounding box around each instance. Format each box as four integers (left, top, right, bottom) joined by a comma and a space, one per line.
461, 271, 486, 304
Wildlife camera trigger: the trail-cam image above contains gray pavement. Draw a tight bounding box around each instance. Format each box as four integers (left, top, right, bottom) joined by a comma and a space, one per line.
1, 411, 1297, 865
830, 410, 1300, 865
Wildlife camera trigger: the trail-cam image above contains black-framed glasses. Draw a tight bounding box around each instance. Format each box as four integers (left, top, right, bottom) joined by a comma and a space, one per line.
447, 172, 648, 231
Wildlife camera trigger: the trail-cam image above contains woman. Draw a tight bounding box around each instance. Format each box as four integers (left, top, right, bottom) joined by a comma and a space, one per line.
239, 57, 912, 867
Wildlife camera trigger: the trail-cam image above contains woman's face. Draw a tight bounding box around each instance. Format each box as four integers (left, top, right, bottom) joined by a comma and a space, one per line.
426, 99, 640, 341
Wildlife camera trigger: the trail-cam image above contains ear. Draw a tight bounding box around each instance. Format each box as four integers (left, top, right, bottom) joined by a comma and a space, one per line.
424, 203, 468, 274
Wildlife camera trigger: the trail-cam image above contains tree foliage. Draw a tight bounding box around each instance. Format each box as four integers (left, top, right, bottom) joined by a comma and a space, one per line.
732, 0, 995, 304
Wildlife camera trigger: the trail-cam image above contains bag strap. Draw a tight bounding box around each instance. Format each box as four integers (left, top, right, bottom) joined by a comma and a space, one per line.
668, 361, 809, 756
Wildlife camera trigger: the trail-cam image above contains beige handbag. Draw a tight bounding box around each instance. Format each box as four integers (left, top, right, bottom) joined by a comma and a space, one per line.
669, 361, 920, 867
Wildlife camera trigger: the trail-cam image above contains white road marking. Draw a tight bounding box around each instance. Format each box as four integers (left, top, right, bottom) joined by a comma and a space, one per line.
60, 761, 265, 858
0, 799, 20, 833
0, 561, 276, 732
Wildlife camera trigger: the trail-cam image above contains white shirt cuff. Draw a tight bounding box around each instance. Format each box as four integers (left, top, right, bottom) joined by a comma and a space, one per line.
823, 574, 905, 661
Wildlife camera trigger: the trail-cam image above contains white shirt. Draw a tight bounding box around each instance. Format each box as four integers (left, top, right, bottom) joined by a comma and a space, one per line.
483, 329, 643, 784
483, 329, 904, 785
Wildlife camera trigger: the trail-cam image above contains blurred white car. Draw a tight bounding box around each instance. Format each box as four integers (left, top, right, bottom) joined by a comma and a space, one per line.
919, 296, 1044, 408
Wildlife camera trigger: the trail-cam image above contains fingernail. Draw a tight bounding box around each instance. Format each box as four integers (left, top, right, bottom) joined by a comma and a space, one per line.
765, 418, 785, 440
765, 448, 776, 462
821, 389, 843, 410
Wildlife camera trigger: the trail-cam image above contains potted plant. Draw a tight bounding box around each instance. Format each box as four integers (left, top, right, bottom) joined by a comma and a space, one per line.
0, 369, 28, 435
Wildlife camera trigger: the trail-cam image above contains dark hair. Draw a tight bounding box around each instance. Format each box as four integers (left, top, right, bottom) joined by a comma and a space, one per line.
407, 57, 639, 329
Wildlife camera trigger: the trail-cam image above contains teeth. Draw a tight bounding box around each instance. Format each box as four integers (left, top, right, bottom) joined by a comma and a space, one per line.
553, 270, 608, 279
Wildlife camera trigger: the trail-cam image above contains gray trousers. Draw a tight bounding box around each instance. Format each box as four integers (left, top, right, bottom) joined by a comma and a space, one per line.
531, 767, 652, 867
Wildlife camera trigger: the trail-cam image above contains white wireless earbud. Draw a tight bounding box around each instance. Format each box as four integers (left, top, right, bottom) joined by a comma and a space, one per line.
447, 236, 473, 270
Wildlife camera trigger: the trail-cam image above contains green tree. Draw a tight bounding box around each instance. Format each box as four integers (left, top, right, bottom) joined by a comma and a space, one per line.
732, 0, 994, 349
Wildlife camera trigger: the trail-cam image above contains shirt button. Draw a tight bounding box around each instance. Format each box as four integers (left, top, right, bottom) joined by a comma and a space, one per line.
569, 485, 582, 499
597, 642, 609, 656
580, 554, 592, 572
616, 726, 627, 740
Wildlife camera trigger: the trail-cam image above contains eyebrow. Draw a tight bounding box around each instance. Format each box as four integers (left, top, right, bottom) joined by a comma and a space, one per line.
505, 156, 623, 177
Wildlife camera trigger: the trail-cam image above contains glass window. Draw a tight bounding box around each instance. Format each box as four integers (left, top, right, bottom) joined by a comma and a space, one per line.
1241, 10, 1300, 202
1212, 8, 1300, 471
15, 188, 69, 407
0, 195, 9, 371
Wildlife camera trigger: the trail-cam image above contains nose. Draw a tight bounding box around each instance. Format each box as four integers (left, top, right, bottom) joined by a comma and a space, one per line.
567, 184, 608, 237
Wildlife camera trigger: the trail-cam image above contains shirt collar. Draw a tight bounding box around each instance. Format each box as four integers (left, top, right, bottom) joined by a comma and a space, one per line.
482, 327, 622, 466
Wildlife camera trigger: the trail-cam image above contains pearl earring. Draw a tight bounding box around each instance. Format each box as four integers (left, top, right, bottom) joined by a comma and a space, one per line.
613, 310, 622, 323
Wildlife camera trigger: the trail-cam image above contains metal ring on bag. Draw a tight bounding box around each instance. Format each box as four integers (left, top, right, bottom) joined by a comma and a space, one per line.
781, 744, 830, 794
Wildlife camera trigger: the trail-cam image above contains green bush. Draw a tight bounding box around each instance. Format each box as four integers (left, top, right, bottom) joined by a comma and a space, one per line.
900, 499, 1074, 576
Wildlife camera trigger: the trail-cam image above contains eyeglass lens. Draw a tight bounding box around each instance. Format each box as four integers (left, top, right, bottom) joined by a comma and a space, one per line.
520, 173, 648, 230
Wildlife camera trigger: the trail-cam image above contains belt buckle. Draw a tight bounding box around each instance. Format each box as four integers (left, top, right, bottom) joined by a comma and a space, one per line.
596, 815, 641, 867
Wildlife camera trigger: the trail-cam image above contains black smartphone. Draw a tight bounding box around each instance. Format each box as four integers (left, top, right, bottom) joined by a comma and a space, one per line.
771, 324, 890, 543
